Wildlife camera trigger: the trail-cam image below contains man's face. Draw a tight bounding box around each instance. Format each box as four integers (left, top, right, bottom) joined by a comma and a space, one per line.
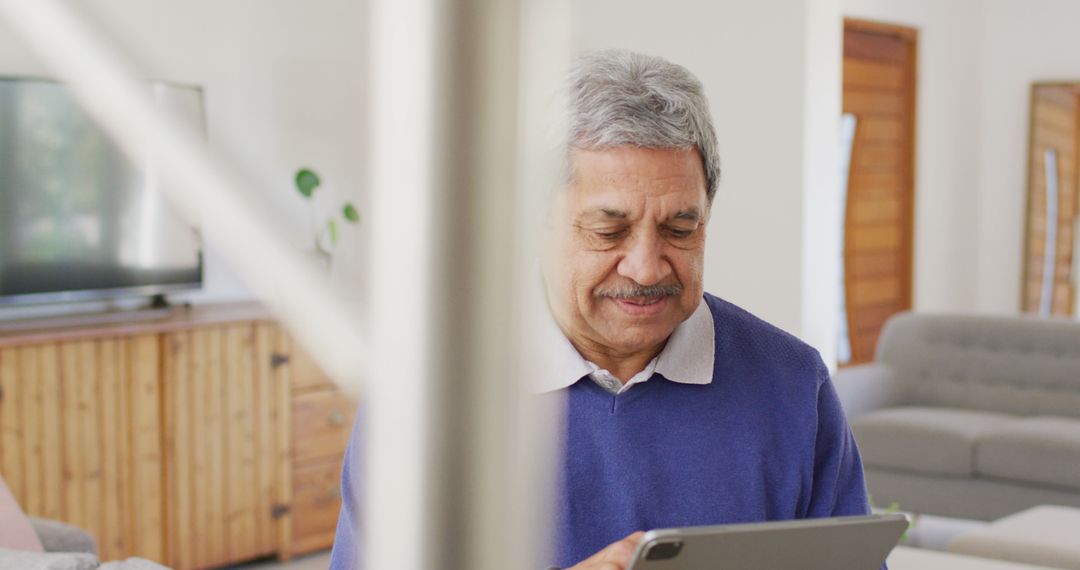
546, 146, 709, 359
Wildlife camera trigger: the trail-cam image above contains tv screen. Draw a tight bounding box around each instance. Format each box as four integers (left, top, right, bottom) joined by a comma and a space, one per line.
0, 78, 204, 305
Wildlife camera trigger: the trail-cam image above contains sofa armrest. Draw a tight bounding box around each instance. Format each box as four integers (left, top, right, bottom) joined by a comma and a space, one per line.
832, 363, 903, 420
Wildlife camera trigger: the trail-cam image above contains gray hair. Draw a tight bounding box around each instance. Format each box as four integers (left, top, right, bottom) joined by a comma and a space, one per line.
566, 49, 720, 202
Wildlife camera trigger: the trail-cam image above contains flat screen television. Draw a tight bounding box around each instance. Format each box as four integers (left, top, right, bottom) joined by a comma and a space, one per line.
0, 77, 204, 306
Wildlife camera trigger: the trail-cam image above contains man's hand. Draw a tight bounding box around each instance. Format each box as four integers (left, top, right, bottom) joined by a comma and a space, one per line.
566, 531, 645, 570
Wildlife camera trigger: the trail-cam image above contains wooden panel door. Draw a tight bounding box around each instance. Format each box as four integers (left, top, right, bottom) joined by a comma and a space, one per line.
842, 19, 917, 364
1022, 83, 1080, 315
0, 335, 164, 563
162, 322, 290, 569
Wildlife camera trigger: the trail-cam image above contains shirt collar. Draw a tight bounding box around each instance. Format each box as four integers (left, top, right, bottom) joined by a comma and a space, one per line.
531, 295, 716, 394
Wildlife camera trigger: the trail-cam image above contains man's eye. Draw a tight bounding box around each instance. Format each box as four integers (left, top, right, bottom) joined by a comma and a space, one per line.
667, 228, 693, 239
594, 229, 626, 240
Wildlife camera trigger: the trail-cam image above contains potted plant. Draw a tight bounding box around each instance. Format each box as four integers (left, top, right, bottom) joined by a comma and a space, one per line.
294, 167, 360, 268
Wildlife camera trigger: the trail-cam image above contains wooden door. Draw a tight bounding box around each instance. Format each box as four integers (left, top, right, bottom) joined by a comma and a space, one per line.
161, 322, 291, 569
842, 19, 917, 364
0, 336, 165, 563
1021, 83, 1080, 315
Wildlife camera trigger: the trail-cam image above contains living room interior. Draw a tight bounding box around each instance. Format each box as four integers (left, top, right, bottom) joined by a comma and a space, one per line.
0, 0, 1079, 569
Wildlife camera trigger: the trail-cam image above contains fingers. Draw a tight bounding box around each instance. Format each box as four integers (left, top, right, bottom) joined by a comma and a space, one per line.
594, 531, 646, 566
569, 531, 646, 570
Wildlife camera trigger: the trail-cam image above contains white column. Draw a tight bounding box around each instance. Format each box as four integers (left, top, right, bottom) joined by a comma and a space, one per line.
800, 0, 844, 369
367, 0, 569, 568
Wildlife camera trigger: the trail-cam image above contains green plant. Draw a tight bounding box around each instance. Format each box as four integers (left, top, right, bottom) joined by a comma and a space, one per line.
295, 167, 360, 258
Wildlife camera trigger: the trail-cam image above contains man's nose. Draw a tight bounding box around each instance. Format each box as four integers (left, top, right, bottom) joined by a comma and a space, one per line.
616, 232, 673, 286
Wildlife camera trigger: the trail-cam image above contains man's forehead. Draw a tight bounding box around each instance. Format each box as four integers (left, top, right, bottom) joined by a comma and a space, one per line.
567, 147, 708, 206
574, 166, 703, 190
576, 203, 704, 223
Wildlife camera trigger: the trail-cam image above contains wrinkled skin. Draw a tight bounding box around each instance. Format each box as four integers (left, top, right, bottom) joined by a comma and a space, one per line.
544, 146, 710, 382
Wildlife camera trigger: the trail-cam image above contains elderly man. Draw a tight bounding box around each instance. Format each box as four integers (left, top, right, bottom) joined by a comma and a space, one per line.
331, 49, 873, 570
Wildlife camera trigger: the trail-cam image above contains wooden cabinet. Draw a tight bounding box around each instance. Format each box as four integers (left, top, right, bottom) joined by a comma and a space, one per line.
292, 389, 354, 465
0, 304, 357, 568
0, 335, 164, 563
290, 456, 345, 555
284, 341, 356, 556
161, 322, 286, 568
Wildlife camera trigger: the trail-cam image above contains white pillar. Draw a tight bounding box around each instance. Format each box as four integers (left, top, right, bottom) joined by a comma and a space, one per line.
800, 0, 844, 369
367, 0, 569, 568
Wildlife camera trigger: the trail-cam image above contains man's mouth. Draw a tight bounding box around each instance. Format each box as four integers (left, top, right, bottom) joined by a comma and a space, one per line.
620, 296, 663, 306
610, 295, 669, 316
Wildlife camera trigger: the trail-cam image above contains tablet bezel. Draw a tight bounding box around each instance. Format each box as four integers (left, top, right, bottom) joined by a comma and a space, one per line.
627, 513, 909, 570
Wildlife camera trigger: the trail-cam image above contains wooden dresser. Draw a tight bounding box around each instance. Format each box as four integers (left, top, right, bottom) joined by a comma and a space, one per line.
0, 303, 357, 568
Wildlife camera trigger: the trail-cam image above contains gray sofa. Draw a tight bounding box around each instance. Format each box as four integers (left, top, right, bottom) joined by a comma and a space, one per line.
0, 518, 167, 570
834, 312, 1080, 521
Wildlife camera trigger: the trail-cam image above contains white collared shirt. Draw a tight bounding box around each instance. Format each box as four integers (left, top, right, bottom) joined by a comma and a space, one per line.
533, 296, 716, 394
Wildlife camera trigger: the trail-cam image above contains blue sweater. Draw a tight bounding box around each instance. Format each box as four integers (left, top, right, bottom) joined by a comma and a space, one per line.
330, 294, 875, 569
552, 294, 873, 567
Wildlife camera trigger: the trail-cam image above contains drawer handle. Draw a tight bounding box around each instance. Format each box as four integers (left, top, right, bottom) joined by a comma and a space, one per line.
328, 411, 346, 426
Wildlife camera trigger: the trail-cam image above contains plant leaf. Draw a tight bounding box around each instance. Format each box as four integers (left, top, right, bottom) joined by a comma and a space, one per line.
342, 202, 360, 223
295, 168, 320, 198
327, 218, 338, 247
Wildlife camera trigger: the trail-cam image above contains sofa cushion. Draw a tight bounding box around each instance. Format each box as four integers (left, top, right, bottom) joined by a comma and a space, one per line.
976, 416, 1080, 491
876, 313, 1080, 419
0, 476, 44, 552
0, 548, 97, 570
852, 407, 1016, 476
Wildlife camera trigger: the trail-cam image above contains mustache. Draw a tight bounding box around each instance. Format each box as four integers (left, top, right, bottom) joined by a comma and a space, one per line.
594, 282, 683, 299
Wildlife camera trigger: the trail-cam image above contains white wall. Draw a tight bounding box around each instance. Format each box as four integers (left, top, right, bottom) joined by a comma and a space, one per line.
801, 0, 844, 369
574, 0, 844, 355
842, 0, 984, 313
843, 0, 1080, 317
0, 0, 369, 310
977, 0, 1080, 314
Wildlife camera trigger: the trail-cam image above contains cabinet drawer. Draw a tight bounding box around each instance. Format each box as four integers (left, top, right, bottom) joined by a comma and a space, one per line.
292, 389, 356, 464
291, 457, 344, 555
288, 344, 334, 392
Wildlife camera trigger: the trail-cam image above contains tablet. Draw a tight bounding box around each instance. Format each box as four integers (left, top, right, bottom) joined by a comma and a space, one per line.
627, 513, 908, 570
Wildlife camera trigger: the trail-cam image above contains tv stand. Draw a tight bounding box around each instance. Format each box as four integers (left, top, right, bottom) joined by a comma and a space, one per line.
149, 293, 171, 309
0, 301, 353, 566
0, 301, 267, 344
0, 305, 174, 333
